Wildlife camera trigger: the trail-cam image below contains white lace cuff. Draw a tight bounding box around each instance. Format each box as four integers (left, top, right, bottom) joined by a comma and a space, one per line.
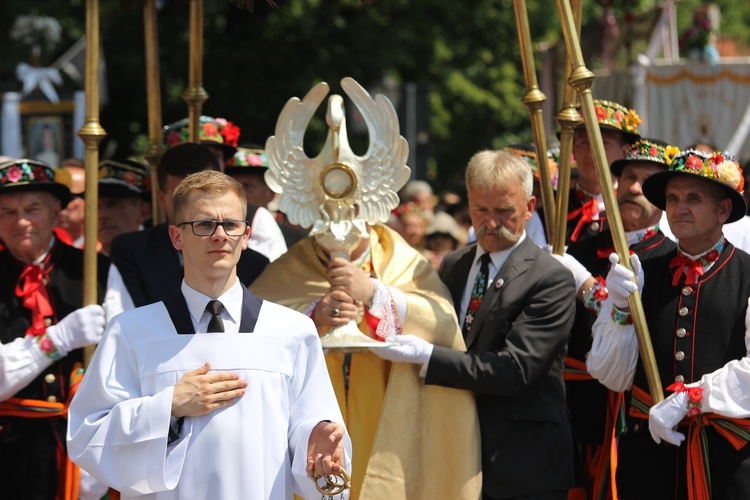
367, 279, 403, 339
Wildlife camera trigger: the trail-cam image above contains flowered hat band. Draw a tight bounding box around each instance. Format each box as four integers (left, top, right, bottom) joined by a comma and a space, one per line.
0, 159, 71, 206
503, 144, 560, 189
98, 159, 152, 197
671, 150, 744, 193
610, 139, 680, 176
577, 99, 642, 139
163, 116, 241, 157
229, 148, 268, 168
642, 149, 747, 223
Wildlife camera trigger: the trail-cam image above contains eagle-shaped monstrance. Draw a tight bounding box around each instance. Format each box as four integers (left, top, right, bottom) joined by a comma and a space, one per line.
265, 76, 410, 246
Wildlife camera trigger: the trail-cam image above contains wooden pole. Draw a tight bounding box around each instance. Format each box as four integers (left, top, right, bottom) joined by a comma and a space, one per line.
554, 0, 664, 403
143, 0, 165, 225
513, 0, 556, 243
183, 0, 208, 143
78, 0, 107, 366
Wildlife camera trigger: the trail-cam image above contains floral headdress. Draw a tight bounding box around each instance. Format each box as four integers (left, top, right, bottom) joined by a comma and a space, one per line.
228, 148, 268, 168
642, 149, 747, 223
163, 116, 241, 158
391, 201, 426, 221
0, 159, 71, 206
670, 150, 744, 193
225, 147, 269, 176
610, 139, 680, 177
576, 99, 642, 142
97, 159, 151, 198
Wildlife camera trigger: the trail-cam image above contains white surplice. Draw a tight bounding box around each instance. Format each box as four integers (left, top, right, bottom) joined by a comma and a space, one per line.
67, 294, 350, 499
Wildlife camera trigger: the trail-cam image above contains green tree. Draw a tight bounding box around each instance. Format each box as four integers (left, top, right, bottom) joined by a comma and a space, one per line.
1, 0, 747, 189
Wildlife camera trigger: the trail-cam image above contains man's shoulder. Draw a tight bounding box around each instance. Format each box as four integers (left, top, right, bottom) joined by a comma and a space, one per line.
108, 301, 169, 335
51, 241, 110, 274
442, 244, 475, 267
521, 240, 576, 287
240, 246, 270, 265
111, 224, 166, 251
255, 299, 317, 341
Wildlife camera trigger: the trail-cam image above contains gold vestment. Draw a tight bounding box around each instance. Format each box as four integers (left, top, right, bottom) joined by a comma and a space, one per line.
250, 224, 481, 500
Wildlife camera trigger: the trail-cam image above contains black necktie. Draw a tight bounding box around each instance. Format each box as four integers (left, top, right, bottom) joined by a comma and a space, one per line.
206, 300, 225, 333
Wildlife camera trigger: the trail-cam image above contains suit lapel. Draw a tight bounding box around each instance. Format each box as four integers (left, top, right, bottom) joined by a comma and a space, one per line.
465, 238, 534, 348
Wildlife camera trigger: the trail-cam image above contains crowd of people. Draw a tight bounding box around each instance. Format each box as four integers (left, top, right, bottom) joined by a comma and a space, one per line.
2, 100, 750, 500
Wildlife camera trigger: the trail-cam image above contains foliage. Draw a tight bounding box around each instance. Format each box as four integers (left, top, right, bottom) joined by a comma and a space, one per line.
0, 0, 747, 190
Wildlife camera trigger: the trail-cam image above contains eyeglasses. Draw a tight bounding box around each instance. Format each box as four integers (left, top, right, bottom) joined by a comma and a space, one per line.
177, 220, 249, 237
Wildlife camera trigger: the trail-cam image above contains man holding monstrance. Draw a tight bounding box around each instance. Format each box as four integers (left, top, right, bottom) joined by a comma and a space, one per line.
250, 77, 481, 500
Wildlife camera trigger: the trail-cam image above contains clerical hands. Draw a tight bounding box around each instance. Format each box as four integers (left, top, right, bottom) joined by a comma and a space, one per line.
306, 420, 347, 479
313, 258, 375, 329
171, 362, 247, 419
328, 257, 374, 304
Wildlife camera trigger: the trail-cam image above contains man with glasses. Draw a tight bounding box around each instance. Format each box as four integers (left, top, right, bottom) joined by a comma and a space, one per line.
69, 171, 351, 498
107, 143, 268, 311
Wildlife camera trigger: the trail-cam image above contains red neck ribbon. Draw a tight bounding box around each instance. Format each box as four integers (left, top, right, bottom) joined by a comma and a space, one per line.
14, 252, 56, 336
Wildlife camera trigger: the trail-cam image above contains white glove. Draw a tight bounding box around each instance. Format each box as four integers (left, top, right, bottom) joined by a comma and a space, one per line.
549, 252, 593, 292
648, 391, 687, 446
45, 305, 106, 357
605, 253, 644, 309
369, 334, 434, 366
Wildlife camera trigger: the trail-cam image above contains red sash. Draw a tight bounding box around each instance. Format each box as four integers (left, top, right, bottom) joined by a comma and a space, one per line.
630, 385, 750, 500
0, 364, 85, 500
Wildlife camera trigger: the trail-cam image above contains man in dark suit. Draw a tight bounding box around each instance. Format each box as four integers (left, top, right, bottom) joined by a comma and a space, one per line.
372, 150, 578, 499
108, 143, 268, 309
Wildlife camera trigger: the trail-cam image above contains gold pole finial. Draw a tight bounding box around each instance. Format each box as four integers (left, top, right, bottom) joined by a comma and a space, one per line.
79, 0, 107, 366
513, 0, 556, 244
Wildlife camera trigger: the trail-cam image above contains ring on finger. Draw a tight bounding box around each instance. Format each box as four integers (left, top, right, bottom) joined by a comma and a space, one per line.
331, 308, 341, 317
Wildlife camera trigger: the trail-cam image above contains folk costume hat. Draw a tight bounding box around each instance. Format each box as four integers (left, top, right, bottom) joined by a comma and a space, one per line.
163, 116, 241, 159
642, 149, 746, 223
610, 138, 680, 177
503, 143, 560, 189
224, 146, 268, 177
97, 159, 152, 199
573, 99, 642, 144
0, 158, 71, 207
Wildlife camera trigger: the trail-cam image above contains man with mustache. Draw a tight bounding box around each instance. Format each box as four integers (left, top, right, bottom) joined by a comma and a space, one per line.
373, 150, 579, 499
553, 139, 678, 498
587, 149, 750, 499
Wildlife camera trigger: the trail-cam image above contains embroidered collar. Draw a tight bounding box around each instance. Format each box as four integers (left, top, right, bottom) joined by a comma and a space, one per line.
670, 237, 725, 286
626, 225, 659, 246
